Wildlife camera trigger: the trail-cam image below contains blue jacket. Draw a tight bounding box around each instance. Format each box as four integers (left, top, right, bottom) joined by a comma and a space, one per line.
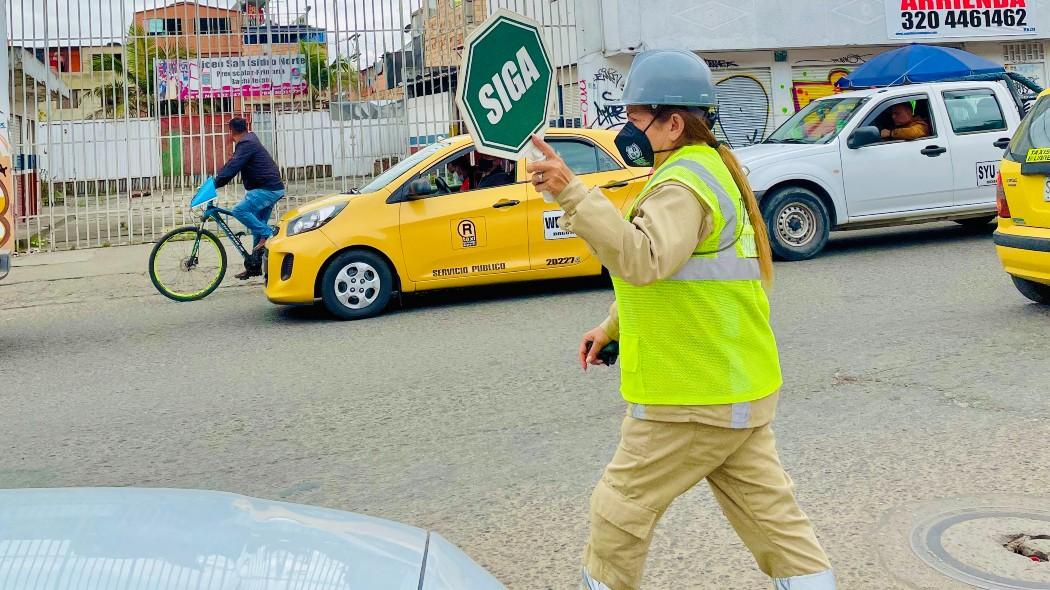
214, 133, 285, 192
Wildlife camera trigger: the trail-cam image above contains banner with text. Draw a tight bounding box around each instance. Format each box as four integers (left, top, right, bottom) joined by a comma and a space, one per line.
156, 55, 308, 100
886, 0, 1036, 39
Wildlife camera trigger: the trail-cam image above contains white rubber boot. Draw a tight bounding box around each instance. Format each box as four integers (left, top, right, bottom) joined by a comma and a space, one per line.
774, 569, 836, 589
581, 568, 612, 590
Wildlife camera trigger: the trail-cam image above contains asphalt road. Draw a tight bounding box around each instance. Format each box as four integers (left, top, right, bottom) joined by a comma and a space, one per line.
2, 221, 1049, 590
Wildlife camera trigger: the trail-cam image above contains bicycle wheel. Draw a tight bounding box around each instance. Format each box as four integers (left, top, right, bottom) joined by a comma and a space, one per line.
149, 225, 227, 302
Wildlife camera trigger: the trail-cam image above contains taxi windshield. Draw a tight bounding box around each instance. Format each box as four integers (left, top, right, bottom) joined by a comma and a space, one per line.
356, 139, 456, 194
765, 97, 866, 145
1006, 95, 1050, 162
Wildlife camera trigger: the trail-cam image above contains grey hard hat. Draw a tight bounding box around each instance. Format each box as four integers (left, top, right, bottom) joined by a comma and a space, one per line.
619, 50, 718, 108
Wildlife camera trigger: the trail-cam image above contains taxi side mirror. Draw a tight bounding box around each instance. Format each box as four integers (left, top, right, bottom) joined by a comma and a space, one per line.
848, 126, 882, 149
406, 178, 435, 199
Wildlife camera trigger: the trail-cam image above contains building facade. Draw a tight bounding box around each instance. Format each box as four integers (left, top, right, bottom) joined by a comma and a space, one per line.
134, 2, 244, 56
574, 0, 1049, 147
133, 1, 326, 114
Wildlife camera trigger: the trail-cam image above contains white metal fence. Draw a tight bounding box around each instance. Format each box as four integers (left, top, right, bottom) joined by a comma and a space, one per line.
7, 0, 580, 252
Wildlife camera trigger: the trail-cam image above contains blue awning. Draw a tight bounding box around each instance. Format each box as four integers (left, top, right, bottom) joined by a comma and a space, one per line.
837, 44, 1004, 89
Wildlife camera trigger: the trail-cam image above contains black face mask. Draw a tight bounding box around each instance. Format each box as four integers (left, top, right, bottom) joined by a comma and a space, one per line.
614, 117, 677, 168
704, 109, 719, 131
614, 120, 657, 168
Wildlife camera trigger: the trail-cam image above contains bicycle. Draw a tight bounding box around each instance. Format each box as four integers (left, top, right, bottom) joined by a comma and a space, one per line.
148, 177, 266, 302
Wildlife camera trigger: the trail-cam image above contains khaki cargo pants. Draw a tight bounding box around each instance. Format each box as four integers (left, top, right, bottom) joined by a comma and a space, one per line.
584, 416, 831, 590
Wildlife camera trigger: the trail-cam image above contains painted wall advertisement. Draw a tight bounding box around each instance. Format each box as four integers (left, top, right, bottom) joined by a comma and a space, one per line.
156, 55, 308, 100
0, 3, 12, 261
886, 0, 1036, 39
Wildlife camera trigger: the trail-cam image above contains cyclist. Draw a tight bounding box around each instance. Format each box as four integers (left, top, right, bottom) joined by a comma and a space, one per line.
214, 117, 286, 280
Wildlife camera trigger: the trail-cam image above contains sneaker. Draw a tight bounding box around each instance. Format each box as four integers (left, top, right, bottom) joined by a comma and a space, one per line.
234, 268, 261, 280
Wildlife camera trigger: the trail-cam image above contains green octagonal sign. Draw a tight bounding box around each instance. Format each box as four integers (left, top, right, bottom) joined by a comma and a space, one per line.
456, 10, 554, 160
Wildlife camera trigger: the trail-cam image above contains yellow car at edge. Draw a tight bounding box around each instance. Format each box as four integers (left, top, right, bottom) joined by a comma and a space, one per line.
264, 128, 648, 319
995, 89, 1050, 305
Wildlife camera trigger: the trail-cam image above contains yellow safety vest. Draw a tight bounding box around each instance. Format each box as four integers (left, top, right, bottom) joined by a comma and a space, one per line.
611, 145, 782, 406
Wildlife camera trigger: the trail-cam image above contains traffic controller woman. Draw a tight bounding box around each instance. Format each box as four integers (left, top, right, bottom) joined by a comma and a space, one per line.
527, 50, 836, 590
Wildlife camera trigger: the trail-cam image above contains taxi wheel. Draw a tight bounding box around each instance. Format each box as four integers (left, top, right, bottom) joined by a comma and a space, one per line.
761, 187, 830, 261
320, 250, 394, 320
1011, 276, 1050, 305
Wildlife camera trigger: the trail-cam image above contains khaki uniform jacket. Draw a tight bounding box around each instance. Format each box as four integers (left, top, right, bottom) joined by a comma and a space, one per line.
889, 118, 931, 140
554, 176, 778, 429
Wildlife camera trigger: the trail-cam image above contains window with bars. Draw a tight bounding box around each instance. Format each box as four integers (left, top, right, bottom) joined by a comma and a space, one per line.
147, 18, 182, 36
197, 18, 231, 35
1003, 42, 1045, 63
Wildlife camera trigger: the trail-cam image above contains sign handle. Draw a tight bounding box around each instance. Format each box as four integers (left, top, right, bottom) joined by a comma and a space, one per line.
524, 137, 555, 203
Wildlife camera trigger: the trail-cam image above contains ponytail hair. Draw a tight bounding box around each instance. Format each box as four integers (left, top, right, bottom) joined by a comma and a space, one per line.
647, 106, 774, 288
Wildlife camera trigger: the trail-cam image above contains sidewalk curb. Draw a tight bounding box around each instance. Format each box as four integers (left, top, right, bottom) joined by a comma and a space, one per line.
0, 242, 263, 310
0, 271, 145, 287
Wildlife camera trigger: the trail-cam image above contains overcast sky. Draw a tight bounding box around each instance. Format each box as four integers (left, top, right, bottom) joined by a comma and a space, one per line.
10, 0, 412, 64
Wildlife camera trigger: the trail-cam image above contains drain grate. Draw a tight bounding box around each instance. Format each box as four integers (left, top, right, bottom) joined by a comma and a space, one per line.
911, 508, 1050, 590
1005, 534, 1050, 563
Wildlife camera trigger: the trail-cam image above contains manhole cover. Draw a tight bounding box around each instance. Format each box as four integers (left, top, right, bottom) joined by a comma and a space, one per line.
874, 496, 1050, 590
911, 508, 1050, 589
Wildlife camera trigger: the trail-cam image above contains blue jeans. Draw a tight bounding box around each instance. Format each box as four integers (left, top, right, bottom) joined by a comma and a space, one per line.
231, 188, 285, 249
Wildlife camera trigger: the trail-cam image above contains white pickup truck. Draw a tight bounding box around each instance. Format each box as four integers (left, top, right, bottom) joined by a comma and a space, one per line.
737, 81, 1023, 260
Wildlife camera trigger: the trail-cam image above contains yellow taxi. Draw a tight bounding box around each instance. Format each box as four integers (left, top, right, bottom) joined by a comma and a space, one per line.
995, 90, 1050, 305
264, 128, 648, 319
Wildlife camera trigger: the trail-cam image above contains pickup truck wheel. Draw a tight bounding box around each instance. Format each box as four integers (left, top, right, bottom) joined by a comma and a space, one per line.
761, 187, 830, 261
1011, 276, 1050, 304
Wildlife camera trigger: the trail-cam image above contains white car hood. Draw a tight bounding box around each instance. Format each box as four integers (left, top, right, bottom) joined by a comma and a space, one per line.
0, 487, 507, 590
735, 142, 831, 167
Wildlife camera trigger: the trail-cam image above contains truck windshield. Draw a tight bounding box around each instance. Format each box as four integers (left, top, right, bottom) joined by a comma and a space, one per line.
765, 97, 867, 145
356, 139, 456, 194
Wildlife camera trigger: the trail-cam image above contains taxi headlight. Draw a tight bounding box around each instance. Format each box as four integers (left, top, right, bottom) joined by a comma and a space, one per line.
287, 203, 347, 236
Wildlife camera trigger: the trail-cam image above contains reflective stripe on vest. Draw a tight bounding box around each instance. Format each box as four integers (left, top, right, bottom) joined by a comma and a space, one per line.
629, 153, 760, 282
672, 256, 760, 281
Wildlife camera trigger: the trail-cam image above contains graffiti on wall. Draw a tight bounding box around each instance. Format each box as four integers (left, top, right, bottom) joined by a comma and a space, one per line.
582, 63, 775, 149
588, 66, 628, 130
579, 78, 588, 128
795, 53, 871, 66
580, 57, 777, 148
0, 112, 10, 252
579, 54, 873, 149
707, 59, 740, 70
0, 28, 10, 252
714, 75, 771, 149
792, 68, 852, 111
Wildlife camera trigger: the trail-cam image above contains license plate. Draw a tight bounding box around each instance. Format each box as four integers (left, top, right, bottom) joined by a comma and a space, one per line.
1045, 178, 1050, 202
